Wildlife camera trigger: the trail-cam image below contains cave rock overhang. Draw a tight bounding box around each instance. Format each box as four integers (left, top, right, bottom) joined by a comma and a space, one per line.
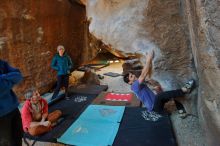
70, 0, 86, 6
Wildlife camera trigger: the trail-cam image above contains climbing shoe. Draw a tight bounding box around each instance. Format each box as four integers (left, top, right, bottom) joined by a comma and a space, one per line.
178, 110, 188, 119
182, 79, 195, 93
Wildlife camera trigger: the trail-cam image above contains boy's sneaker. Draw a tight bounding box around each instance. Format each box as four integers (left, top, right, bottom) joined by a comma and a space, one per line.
183, 79, 195, 93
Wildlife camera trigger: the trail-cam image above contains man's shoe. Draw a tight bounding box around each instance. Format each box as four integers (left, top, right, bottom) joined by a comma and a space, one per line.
183, 79, 195, 93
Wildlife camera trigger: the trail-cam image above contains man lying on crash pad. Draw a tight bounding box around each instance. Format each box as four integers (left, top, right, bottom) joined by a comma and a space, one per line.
21, 88, 62, 136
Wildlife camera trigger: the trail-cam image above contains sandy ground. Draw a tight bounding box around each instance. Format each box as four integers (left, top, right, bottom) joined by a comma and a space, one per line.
23, 61, 205, 146
96, 62, 131, 93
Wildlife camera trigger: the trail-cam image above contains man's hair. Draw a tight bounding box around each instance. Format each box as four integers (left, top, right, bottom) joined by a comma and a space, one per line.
123, 73, 130, 84
24, 88, 37, 99
57, 45, 65, 52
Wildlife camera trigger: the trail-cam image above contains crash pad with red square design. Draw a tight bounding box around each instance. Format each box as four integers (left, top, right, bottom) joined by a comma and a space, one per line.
93, 92, 141, 107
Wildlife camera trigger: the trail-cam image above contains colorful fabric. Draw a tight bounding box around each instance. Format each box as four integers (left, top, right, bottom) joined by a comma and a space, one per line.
105, 93, 132, 102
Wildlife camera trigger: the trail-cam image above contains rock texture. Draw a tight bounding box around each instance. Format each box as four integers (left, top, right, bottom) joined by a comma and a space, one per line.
0, 0, 90, 99
74, 0, 87, 6
183, 0, 220, 145
0, 0, 219, 145
122, 58, 142, 76
87, 0, 219, 145
87, 0, 197, 111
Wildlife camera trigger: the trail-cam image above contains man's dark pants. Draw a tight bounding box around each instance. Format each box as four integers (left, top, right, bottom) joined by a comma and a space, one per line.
153, 89, 185, 113
51, 75, 69, 100
0, 108, 23, 146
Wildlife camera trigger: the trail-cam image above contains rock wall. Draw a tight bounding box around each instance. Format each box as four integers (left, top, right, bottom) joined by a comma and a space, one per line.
87, 0, 220, 145
183, 0, 220, 145
0, 0, 219, 144
0, 0, 87, 100
87, 0, 197, 111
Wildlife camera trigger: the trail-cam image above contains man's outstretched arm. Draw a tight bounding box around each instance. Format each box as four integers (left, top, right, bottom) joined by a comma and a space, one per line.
138, 50, 154, 83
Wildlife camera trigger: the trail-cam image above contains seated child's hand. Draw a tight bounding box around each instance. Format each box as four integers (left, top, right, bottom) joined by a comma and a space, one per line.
41, 121, 51, 127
